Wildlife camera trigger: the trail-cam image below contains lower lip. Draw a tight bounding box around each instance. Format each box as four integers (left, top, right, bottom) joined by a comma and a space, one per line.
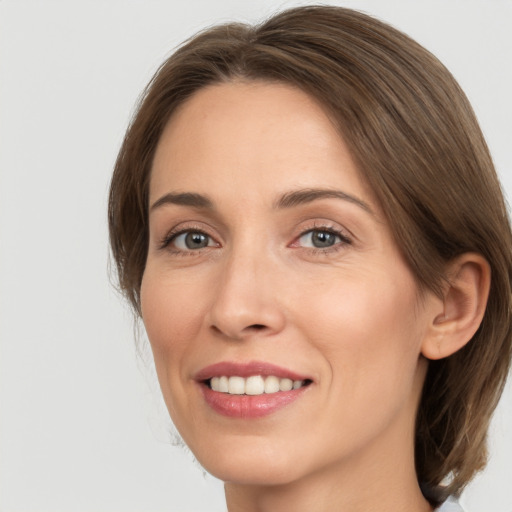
200, 384, 309, 418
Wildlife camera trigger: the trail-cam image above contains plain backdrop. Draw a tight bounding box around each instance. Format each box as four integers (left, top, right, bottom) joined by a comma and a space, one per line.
1, 1, 511, 511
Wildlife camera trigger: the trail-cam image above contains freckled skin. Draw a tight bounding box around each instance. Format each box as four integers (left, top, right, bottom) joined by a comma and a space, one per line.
141, 82, 437, 512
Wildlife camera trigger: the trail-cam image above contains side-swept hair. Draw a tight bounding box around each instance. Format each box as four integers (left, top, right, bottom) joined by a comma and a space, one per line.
109, 5, 512, 503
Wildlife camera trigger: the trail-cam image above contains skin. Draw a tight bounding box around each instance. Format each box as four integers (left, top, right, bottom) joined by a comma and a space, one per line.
141, 81, 445, 512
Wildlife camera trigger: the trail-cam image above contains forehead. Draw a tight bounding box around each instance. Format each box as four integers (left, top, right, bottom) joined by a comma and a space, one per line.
150, 81, 370, 205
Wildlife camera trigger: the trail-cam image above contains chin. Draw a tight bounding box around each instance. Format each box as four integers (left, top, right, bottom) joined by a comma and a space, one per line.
191, 438, 308, 486
206, 461, 304, 487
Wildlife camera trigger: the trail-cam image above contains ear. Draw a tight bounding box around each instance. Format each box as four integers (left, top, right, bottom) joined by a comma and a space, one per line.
421, 253, 491, 360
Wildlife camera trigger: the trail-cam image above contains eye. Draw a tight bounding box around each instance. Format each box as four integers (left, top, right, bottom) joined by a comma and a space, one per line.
171, 230, 216, 251
297, 228, 350, 249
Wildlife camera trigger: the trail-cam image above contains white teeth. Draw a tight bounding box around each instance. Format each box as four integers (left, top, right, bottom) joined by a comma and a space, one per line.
279, 378, 293, 392
264, 375, 280, 394
209, 375, 307, 395
218, 375, 229, 392
245, 375, 265, 395
228, 376, 245, 395
279, 379, 293, 391
210, 376, 220, 391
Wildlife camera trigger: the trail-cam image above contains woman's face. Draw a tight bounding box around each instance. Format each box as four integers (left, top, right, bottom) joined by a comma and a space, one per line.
141, 81, 438, 485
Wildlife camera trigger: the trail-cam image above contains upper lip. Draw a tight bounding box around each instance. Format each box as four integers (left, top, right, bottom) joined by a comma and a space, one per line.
194, 361, 312, 382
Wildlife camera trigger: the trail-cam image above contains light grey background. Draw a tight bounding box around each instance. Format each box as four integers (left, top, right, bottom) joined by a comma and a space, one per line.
1, 1, 511, 511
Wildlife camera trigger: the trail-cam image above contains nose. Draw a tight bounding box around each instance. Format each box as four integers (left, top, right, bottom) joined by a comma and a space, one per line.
206, 246, 286, 341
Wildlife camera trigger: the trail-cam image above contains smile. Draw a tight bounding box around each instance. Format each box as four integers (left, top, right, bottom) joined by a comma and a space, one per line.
209, 375, 310, 395
196, 362, 313, 418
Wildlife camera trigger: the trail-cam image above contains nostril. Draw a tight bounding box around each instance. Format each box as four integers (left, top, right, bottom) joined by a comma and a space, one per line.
209, 323, 268, 339
248, 324, 266, 330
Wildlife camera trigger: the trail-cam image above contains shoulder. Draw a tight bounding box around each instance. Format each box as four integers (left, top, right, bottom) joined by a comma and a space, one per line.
436, 496, 465, 512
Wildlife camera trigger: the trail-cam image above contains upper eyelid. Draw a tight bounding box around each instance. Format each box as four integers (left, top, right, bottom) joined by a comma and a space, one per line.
295, 221, 353, 240
300, 227, 348, 238
164, 220, 217, 237
292, 226, 352, 246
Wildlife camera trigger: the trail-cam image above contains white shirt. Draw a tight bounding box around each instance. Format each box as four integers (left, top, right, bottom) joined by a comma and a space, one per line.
437, 496, 464, 511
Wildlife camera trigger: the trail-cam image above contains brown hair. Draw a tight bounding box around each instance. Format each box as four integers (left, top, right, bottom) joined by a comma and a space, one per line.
108, 5, 512, 503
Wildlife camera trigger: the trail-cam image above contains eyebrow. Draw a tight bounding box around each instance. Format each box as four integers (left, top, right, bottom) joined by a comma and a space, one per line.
150, 188, 373, 215
150, 192, 214, 211
274, 188, 373, 214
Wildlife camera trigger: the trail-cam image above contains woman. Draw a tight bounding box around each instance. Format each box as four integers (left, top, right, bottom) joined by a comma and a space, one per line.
108, 6, 512, 511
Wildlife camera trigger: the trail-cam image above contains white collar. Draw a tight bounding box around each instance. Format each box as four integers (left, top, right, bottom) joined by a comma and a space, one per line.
436, 496, 464, 512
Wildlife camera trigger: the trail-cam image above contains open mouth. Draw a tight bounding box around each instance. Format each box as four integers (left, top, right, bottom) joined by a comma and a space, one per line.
196, 363, 314, 418
204, 375, 313, 396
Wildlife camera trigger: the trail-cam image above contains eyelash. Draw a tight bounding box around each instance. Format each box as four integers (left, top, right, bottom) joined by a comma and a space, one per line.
158, 225, 213, 255
294, 223, 352, 255
158, 223, 352, 255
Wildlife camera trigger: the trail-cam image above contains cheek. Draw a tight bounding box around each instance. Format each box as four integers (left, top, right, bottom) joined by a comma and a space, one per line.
142, 269, 198, 335
140, 270, 207, 372
140, 269, 211, 429
297, 271, 422, 393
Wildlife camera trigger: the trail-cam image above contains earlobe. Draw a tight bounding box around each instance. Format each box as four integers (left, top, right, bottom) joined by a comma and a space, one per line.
421, 253, 491, 360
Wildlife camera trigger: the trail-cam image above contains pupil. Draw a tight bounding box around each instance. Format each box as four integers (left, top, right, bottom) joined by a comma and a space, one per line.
312, 231, 334, 248
185, 232, 208, 249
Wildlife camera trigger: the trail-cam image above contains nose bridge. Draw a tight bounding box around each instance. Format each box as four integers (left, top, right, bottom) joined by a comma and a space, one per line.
208, 232, 285, 339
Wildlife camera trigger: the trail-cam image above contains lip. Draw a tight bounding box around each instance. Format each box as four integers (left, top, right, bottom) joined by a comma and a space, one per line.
195, 361, 312, 419
194, 360, 311, 381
